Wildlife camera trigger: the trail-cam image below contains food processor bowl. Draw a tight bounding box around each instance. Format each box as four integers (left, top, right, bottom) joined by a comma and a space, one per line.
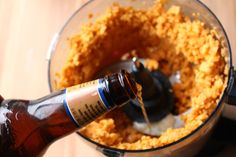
47, 0, 234, 156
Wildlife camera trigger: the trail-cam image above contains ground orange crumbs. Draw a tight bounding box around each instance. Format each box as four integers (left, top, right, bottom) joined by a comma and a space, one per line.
55, 1, 228, 150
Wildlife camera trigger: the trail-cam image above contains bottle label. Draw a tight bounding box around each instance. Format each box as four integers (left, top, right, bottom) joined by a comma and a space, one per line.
64, 79, 110, 127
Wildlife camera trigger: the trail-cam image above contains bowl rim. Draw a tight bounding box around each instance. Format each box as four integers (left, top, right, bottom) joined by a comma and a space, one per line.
47, 0, 233, 153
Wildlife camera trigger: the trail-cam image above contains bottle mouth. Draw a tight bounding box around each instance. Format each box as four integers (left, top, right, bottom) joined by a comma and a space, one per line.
120, 69, 138, 99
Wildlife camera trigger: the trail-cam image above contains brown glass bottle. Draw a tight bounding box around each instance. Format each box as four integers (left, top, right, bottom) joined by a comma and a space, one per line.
0, 70, 137, 157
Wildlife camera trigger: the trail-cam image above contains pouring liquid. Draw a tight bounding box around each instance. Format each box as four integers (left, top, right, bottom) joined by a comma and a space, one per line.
136, 83, 151, 129
133, 72, 185, 136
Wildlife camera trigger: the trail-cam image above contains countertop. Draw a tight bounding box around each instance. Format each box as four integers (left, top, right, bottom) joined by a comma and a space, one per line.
0, 0, 236, 157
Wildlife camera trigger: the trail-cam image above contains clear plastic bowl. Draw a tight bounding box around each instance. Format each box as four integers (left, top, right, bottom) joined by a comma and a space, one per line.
47, 0, 231, 156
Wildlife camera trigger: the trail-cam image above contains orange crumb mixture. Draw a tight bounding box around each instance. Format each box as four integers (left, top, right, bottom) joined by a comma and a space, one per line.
56, 1, 228, 150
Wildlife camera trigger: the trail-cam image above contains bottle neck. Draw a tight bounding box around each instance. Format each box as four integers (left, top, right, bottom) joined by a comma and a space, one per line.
30, 70, 138, 131
62, 73, 137, 128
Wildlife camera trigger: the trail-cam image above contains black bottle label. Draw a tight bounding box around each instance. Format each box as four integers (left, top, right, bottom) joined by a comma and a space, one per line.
64, 79, 110, 127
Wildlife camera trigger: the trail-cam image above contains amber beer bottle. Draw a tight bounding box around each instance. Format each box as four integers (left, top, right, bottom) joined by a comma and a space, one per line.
0, 70, 137, 157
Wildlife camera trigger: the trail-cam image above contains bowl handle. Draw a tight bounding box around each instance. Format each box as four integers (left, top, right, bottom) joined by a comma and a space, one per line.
96, 146, 124, 157
223, 68, 236, 120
